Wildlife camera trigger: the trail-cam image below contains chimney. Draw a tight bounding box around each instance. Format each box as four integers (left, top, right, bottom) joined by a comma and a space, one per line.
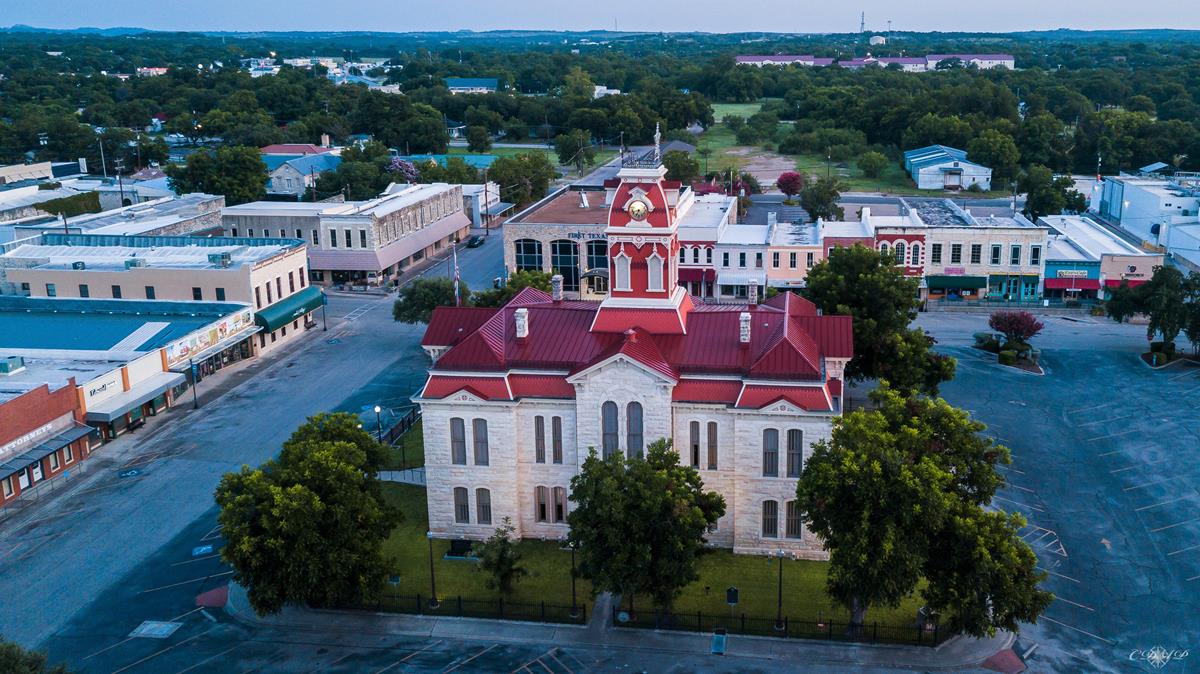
748, 279, 759, 306
514, 308, 529, 340
739, 312, 751, 344
551, 274, 564, 302
579, 191, 590, 208
320, 133, 331, 147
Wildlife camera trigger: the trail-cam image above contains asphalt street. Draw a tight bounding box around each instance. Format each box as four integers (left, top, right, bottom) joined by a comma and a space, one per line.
917, 312, 1200, 673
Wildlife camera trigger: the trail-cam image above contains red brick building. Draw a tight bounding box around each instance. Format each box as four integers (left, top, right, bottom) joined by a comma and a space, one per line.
0, 381, 96, 508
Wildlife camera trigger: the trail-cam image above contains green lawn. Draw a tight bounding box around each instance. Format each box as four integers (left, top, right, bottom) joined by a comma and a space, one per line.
381, 420, 424, 471
712, 102, 765, 121
379, 483, 590, 610
695, 124, 749, 171
446, 146, 617, 180
630, 549, 925, 628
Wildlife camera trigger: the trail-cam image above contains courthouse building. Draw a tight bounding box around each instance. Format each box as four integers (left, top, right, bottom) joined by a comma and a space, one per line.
417, 148, 852, 558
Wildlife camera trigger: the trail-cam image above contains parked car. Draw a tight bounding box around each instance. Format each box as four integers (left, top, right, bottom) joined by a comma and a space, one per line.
465, 235, 485, 248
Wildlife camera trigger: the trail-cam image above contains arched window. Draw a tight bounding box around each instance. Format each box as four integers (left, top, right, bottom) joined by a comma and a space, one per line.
879, 242, 889, 257
614, 254, 631, 291
534, 416, 546, 463
514, 239, 543, 272
472, 418, 489, 466
553, 486, 567, 523
785, 500, 802, 538
450, 418, 466, 465
706, 248, 713, 264
692, 247, 700, 264
689, 420, 701, 468
626, 402, 644, 458
762, 500, 779, 538
707, 421, 719, 470
678, 247, 686, 263
910, 243, 921, 266
550, 240, 580, 292
535, 486, 549, 522
454, 487, 470, 524
894, 241, 906, 264
476, 488, 492, 525
586, 240, 608, 271
762, 429, 779, 477
551, 416, 563, 464
647, 254, 664, 292
601, 402, 619, 458
786, 429, 804, 477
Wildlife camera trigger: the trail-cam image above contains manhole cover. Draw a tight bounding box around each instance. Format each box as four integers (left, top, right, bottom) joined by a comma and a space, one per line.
129, 621, 182, 639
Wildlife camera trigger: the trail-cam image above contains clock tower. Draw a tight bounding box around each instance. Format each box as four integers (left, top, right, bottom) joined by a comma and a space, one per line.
591, 127, 694, 335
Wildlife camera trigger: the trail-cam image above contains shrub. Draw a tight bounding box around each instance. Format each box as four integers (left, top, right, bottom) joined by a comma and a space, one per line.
966, 183, 984, 193
998, 350, 1017, 365
1150, 341, 1163, 353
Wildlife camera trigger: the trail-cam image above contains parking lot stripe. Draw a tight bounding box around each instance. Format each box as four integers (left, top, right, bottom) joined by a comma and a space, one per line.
1124, 477, 1173, 492
111, 628, 216, 674
1076, 413, 1136, 427
1069, 400, 1118, 415
171, 644, 240, 674
1040, 616, 1115, 645
1037, 567, 1081, 583
444, 643, 497, 673
1097, 449, 1124, 457
170, 553, 221, 566
1087, 428, 1139, 442
993, 495, 1044, 512
139, 570, 233, 594
546, 650, 575, 674
1054, 596, 1095, 611
1167, 543, 1200, 556
81, 636, 135, 660
1136, 496, 1191, 511
1150, 517, 1200, 533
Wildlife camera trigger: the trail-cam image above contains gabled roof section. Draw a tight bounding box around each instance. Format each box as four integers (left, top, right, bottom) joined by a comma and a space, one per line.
736, 384, 831, 411
422, 306, 498, 347
420, 375, 511, 401
750, 313, 822, 379
570, 328, 678, 382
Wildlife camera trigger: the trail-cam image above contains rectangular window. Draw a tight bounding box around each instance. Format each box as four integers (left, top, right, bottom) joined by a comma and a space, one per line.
145, 286, 155, 300
930, 243, 942, 264
454, 487, 470, 524
329, 230, 337, 248
786, 429, 804, 478
970, 244, 982, 264
2, 476, 12, 498
266, 283, 273, 304
360, 230, 367, 248
706, 421, 718, 470
279, 229, 286, 238
276, 277, 282, 297
476, 488, 492, 525
534, 416, 546, 463
78, 284, 89, 298
1010, 244, 1021, 266
786, 501, 803, 539
64, 445, 74, 463
312, 229, 319, 246
111, 285, 122, 299
722, 252, 730, 267
789, 252, 797, 269
450, 418, 466, 464
553, 486, 567, 523
706, 248, 713, 264
254, 287, 262, 308
299, 267, 307, 287
990, 244, 1002, 265
679, 247, 686, 263
288, 272, 295, 293
762, 429, 779, 477
49, 452, 60, 471
689, 421, 701, 469
536, 486, 549, 522
806, 252, 815, 268
473, 418, 489, 465
192, 287, 202, 301
216, 288, 226, 301
755, 252, 763, 268
762, 501, 779, 538
1030, 245, 1041, 266
739, 252, 747, 268
552, 416, 563, 464
296, 228, 302, 239
231, 227, 239, 237
344, 229, 352, 248
248, 228, 254, 237
46, 283, 56, 297
950, 244, 962, 264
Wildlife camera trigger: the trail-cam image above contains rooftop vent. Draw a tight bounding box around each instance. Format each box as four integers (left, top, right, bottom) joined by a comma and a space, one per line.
739, 312, 751, 344
71, 260, 86, 270
514, 307, 529, 340
207, 251, 233, 268
125, 258, 147, 269
551, 274, 563, 302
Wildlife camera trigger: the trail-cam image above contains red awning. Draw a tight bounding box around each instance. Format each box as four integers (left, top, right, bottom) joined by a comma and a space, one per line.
1104, 279, 1147, 288
1044, 278, 1101, 291
678, 267, 716, 283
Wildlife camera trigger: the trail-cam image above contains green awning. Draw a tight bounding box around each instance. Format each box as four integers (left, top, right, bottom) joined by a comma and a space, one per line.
255, 286, 325, 332
926, 275, 988, 290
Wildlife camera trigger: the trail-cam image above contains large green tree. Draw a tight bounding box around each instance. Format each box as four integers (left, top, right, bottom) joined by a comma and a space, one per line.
1107, 265, 1191, 349
967, 129, 1021, 185
554, 129, 595, 170
1019, 165, 1085, 220
662, 150, 700, 185
0, 639, 70, 674
393, 277, 468, 324
473, 517, 528, 594
471, 270, 552, 308
568, 439, 725, 612
804, 244, 955, 395
799, 176, 845, 222
490, 151, 557, 205
796, 385, 1053, 635
216, 414, 400, 616
165, 145, 267, 205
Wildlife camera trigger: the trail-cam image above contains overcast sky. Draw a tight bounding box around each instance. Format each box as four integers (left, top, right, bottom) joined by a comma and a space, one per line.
5, 0, 1198, 34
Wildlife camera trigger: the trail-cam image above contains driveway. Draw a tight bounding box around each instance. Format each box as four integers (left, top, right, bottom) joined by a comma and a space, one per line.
918, 312, 1200, 673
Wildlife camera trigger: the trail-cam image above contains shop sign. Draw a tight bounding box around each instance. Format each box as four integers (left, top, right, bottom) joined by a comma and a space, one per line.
165, 308, 254, 367
0, 420, 57, 456
944, 267, 965, 275
567, 231, 607, 240
1057, 269, 1089, 278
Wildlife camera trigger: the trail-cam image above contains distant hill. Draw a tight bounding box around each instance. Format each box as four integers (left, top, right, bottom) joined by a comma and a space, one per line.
4, 24, 148, 36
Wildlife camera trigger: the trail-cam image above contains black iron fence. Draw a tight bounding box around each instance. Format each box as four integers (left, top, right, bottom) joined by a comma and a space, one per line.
381, 406, 421, 447
613, 607, 951, 647
352, 589, 587, 626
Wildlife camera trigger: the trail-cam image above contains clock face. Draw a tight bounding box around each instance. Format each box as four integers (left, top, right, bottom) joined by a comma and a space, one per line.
627, 199, 649, 221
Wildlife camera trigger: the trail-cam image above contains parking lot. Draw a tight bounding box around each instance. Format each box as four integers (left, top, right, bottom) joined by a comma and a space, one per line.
919, 312, 1200, 673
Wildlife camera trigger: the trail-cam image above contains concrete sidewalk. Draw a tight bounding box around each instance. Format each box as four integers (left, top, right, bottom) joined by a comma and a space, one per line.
223, 583, 1016, 672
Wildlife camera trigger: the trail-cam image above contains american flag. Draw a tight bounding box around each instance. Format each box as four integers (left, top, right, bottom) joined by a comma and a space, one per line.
453, 244, 461, 307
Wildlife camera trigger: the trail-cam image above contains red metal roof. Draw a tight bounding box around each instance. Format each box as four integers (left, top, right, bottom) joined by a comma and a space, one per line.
574, 328, 678, 381
672, 380, 743, 404
678, 267, 716, 283
736, 385, 831, 411
422, 307, 498, 346
260, 143, 333, 155
508, 374, 575, 399
591, 307, 688, 335
422, 375, 511, 400
1045, 278, 1101, 290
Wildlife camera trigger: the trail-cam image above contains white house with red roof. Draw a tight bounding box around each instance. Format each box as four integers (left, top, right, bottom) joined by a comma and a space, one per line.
416, 146, 853, 558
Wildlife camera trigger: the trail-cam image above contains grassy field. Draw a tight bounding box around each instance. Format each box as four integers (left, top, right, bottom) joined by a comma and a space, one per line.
446, 146, 617, 180
379, 483, 590, 608
382, 420, 424, 470
711, 102, 764, 121
695, 124, 749, 171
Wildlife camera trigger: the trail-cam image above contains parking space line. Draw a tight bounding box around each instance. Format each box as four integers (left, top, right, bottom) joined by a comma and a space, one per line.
1097, 449, 1124, 457
1168, 543, 1200, 556
1054, 596, 1095, 611
1037, 566, 1080, 583
1137, 496, 1191, 511
1069, 400, 1118, 415
139, 570, 233, 594
1188, 575, 1200, 582
1087, 428, 1139, 442
171, 553, 221, 566
1076, 413, 1136, 427
111, 628, 216, 674
171, 644, 240, 674
1006, 482, 1035, 493
1124, 477, 1173, 492
200, 526, 223, 542
444, 643, 497, 673
1150, 517, 1200, 533
993, 495, 1044, 512
546, 650, 575, 674
82, 636, 135, 660
1040, 616, 1115, 645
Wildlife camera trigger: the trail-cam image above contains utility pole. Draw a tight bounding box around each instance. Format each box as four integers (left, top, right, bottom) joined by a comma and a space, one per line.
98, 136, 107, 178
482, 167, 490, 235
113, 158, 126, 205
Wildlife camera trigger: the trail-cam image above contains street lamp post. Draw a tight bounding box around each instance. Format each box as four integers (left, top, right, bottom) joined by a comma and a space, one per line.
189, 358, 200, 409
569, 542, 579, 618
427, 531, 440, 608
775, 549, 785, 631
374, 405, 383, 443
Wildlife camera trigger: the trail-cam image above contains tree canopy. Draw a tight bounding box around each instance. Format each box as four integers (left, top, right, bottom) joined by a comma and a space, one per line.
165, 145, 267, 205
393, 277, 466, 324
796, 384, 1053, 636
1106, 265, 1196, 349
0, 640, 71, 674
799, 176, 844, 222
